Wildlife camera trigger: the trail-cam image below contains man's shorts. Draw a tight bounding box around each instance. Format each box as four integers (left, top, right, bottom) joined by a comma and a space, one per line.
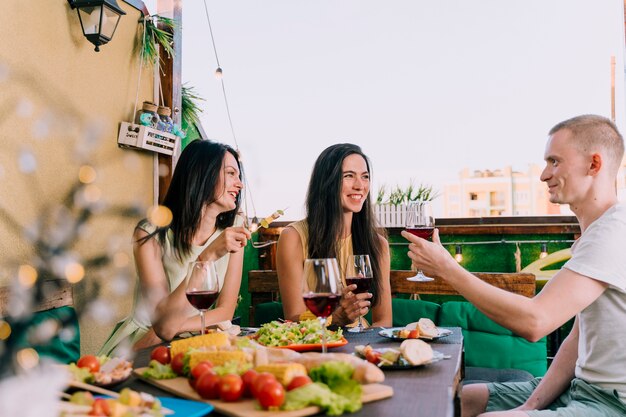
486, 377, 626, 417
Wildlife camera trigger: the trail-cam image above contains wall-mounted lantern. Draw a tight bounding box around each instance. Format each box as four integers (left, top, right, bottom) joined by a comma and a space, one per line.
68, 0, 126, 52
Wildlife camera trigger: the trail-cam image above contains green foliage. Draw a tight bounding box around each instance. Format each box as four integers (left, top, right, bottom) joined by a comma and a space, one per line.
140, 16, 176, 65
181, 84, 205, 129
377, 181, 439, 206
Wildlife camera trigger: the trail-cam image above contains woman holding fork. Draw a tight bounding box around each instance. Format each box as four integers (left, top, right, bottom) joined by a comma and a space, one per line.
276, 143, 392, 327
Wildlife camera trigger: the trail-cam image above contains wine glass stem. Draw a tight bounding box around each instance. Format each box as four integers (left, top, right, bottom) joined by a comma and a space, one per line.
357, 315, 363, 331
320, 317, 327, 354
200, 310, 206, 335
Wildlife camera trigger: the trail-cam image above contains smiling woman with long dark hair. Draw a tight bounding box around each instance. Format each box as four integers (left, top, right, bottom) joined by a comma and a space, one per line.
99, 140, 251, 356
277, 143, 392, 327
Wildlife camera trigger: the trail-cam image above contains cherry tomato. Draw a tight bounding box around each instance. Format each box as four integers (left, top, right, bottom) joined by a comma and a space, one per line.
287, 375, 312, 391
219, 374, 244, 402
77, 355, 100, 373
257, 380, 285, 408
252, 372, 277, 398
88, 398, 110, 416
408, 329, 420, 339
149, 346, 171, 365
195, 372, 221, 399
191, 361, 214, 380
241, 369, 258, 398
171, 352, 185, 376
365, 350, 381, 365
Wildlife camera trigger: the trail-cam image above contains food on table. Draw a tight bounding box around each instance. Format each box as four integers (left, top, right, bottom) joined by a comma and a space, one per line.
150, 346, 171, 365
254, 362, 308, 386
355, 340, 434, 367
69, 355, 133, 386
139, 332, 388, 412
406, 318, 439, 338
293, 352, 385, 384
169, 332, 229, 358
61, 388, 164, 417
400, 339, 434, 365
254, 319, 344, 347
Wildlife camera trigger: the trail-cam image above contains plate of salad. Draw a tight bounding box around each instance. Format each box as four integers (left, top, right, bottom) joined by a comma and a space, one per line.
253, 319, 348, 351
67, 355, 133, 388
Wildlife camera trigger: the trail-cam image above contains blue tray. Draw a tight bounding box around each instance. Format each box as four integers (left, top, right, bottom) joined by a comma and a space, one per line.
159, 397, 214, 417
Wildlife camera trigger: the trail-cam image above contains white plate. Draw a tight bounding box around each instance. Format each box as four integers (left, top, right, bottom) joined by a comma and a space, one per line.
355, 349, 446, 369
378, 327, 453, 340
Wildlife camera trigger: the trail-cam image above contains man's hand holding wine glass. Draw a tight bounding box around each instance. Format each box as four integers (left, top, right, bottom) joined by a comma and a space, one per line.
401, 228, 458, 280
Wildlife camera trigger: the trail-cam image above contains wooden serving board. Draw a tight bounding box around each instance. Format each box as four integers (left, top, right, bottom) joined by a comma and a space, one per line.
134, 368, 393, 417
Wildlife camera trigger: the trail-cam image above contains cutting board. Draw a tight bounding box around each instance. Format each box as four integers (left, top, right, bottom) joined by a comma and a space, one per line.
134, 368, 393, 417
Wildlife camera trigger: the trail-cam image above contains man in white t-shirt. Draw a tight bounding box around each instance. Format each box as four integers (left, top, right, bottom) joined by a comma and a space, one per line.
403, 114, 626, 417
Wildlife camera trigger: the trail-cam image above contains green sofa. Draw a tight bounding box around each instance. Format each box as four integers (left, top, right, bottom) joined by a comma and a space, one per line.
254, 298, 547, 377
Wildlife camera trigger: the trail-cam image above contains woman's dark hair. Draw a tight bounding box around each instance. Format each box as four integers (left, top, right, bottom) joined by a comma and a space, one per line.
141, 139, 242, 260
305, 143, 386, 306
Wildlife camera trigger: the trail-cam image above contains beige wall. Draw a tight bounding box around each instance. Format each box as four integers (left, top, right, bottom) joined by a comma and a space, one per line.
0, 1, 155, 355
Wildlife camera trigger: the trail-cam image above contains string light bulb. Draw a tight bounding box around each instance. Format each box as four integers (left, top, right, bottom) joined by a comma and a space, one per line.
454, 245, 463, 263
215, 67, 223, 79
539, 243, 548, 259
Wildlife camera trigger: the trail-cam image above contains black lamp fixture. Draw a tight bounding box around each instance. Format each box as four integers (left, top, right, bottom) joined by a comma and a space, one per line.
68, 0, 126, 52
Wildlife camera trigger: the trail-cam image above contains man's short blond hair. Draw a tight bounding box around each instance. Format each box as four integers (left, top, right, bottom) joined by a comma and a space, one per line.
549, 115, 625, 173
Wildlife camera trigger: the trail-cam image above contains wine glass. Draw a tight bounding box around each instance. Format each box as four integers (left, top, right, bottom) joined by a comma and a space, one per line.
405, 201, 435, 282
302, 258, 343, 353
346, 255, 373, 333
185, 261, 220, 335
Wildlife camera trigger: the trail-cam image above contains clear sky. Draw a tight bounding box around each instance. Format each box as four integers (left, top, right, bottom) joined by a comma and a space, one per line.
155, 0, 625, 220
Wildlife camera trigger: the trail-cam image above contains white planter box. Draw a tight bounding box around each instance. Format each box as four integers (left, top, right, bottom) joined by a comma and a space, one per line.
117, 122, 178, 156
375, 204, 408, 227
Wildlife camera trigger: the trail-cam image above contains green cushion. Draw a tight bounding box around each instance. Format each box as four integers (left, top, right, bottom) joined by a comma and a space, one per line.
6, 306, 80, 364
439, 301, 547, 376
391, 298, 440, 327
254, 302, 284, 326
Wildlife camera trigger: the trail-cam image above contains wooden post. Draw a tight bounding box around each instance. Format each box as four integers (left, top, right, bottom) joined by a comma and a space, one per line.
156, 0, 182, 203
611, 55, 616, 122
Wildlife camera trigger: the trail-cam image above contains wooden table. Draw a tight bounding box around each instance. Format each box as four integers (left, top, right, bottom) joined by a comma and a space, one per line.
121, 327, 464, 417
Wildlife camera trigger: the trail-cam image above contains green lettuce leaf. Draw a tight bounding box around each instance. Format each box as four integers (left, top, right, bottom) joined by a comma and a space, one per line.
282, 382, 361, 416
142, 359, 177, 380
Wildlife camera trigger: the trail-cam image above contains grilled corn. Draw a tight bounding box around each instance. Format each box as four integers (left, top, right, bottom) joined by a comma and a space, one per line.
170, 332, 229, 358
255, 363, 308, 386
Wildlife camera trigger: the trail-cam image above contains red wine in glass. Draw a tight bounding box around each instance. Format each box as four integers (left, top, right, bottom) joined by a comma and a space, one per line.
345, 277, 372, 294
406, 226, 434, 241
303, 293, 341, 318
186, 290, 219, 310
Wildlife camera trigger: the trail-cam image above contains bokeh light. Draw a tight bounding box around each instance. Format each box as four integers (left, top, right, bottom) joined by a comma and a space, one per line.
18, 264, 38, 288
78, 165, 97, 184
65, 262, 85, 283
0, 320, 12, 340
16, 348, 39, 370
113, 251, 130, 268
147, 205, 173, 227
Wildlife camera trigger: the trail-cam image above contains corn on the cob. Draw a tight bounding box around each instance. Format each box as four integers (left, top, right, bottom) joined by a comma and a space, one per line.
170, 332, 229, 358
188, 350, 251, 369
254, 363, 308, 386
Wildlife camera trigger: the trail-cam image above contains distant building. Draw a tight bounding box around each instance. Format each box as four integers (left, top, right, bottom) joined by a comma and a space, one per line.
443, 165, 564, 217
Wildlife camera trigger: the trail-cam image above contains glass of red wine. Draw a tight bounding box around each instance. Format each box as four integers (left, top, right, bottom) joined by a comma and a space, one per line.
346, 255, 373, 333
405, 201, 435, 282
302, 258, 343, 354
185, 261, 220, 335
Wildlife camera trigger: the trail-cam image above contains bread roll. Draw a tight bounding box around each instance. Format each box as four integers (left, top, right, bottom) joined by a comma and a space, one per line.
400, 339, 433, 365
